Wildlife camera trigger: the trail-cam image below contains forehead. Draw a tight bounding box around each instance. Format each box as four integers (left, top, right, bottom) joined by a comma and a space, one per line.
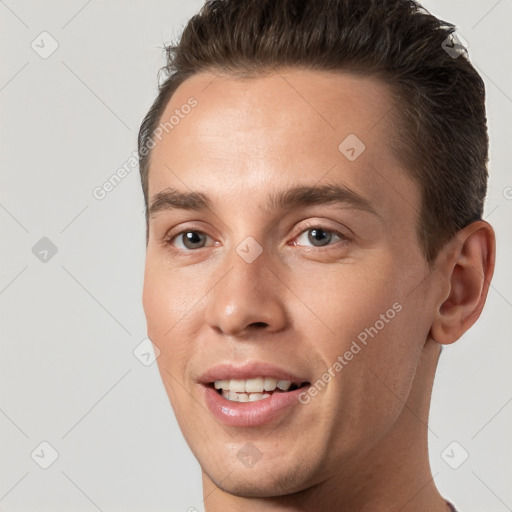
148, 69, 419, 224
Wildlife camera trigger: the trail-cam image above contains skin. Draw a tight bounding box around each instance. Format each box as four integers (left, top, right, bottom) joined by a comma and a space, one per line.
142, 69, 495, 511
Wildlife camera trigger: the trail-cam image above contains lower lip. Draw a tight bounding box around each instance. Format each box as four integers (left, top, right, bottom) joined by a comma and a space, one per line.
202, 385, 308, 427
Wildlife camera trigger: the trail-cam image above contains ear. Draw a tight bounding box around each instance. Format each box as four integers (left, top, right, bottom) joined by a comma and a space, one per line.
430, 220, 496, 345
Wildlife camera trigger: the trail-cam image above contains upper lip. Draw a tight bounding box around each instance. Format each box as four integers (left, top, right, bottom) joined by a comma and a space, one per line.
198, 361, 309, 385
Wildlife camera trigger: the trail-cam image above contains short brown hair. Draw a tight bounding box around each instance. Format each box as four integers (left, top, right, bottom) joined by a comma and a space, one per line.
138, 0, 489, 263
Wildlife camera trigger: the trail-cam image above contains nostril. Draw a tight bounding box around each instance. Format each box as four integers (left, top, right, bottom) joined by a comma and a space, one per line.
250, 322, 268, 328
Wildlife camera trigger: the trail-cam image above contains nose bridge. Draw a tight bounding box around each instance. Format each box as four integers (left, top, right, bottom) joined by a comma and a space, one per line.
204, 238, 287, 336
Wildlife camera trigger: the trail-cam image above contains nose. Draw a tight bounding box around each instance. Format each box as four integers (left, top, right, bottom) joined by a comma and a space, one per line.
204, 246, 288, 338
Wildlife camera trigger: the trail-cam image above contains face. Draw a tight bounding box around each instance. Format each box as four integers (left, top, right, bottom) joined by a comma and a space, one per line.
142, 69, 438, 497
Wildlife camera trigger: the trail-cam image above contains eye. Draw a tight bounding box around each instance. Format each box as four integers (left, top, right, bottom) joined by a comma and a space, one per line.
165, 230, 211, 251
163, 226, 350, 252
293, 226, 350, 248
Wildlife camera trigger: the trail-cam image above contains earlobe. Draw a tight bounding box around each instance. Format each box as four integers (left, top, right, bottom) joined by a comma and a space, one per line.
430, 220, 495, 345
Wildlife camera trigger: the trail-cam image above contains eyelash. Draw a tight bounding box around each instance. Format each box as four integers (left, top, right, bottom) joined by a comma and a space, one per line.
162, 225, 351, 252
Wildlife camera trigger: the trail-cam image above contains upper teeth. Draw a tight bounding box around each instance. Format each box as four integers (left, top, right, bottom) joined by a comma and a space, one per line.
214, 377, 292, 393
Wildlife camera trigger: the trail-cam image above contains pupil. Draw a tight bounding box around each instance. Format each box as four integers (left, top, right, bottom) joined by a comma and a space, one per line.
184, 232, 203, 248
309, 228, 331, 246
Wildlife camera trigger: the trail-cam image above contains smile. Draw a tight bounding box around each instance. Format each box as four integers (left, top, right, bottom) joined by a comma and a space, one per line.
199, 363, 312, 426
212, 377, 308, 402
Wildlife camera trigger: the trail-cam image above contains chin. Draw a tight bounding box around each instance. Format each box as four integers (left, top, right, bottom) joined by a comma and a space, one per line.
203, 457, 319, 498
209, 474, 293, 498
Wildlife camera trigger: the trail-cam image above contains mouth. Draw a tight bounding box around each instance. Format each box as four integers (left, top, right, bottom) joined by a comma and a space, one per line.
208, 377, 310, 402
198, 363, 312, 427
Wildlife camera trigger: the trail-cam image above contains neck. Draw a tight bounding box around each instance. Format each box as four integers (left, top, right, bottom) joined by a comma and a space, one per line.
202, 337, 448, 512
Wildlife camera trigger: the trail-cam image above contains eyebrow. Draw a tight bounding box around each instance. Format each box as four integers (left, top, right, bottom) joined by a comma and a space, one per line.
148, 183, 380, 218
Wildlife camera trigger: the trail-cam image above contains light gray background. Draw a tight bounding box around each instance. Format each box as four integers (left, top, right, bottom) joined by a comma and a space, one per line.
0, 1, 511, 511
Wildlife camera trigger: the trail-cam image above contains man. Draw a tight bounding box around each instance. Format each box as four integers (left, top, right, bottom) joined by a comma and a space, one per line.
138, 0, 495, 510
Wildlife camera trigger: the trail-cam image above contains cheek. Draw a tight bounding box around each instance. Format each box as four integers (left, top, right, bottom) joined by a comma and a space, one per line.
142, 258, 203, 392
142, 255, 202, 339
293, 259, 404, 353
296, 257, 425, 403
144, 266, 202, 434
